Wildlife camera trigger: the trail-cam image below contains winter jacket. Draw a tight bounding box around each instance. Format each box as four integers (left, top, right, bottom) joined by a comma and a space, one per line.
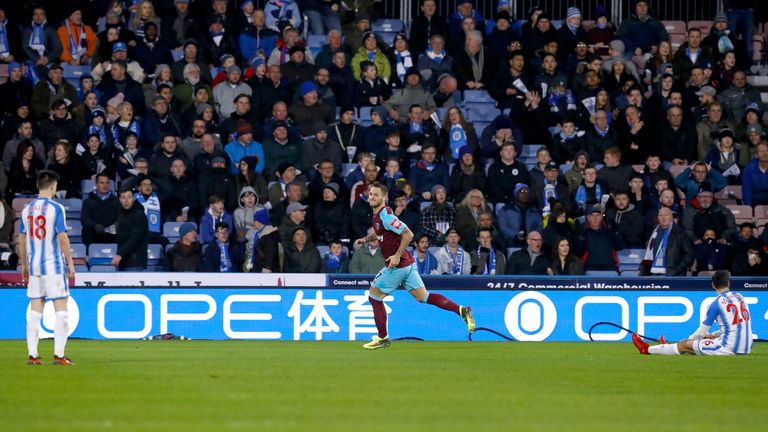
349, 246, 385, 274
320, 253, 351, 274
164, 241, 203, 272
199, 209, 234, 245
639, 223, 694, 276
351, 47, 392, 82
116, 201, 149, 270
283, 240, 322, 273
410, 160, 450, 195
674, 167, 727, 205
225, 139, 265, 175
742, 159, 768, 206
498, 204, 544, 247
605, 204, 645, 248
313, 200, 351, 244
682, 198, 737, 242
575, 222, 623, 272
505, 249, 549, 275
616, 13, 669, 54
202, 240, 245, 272
717, 84, 762, 123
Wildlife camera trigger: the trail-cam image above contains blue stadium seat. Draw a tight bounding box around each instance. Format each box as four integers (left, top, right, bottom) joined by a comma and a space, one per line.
165, 243, 175, 253
66, 220, 83, 243
586, 270, 620, 276
88, 244, 118, 266
619, 264, 639, 275
163, 221, 193, 242
307, 34, 326, 49
62, 65, 91, 91
90, 265, 117, 272
372, 19, 404, 33
521, 144, 543, 158
466, 106, 500, 121
463, 90, 495, 104
56, 198, 82, 219
427, 246, 441, 257
617, 249, 645, 264
358, 106, 373, 127
147, 244, 164, 266
342, 163, 357, 177
495, 202, 506, 216
316, 245, 349, 256
70, 243, 87, 259
74, 264, 90, 273
172, 50, 184, 62
379, 32, 398, 47
420, 201, 431, 211
437, 107, 449, 121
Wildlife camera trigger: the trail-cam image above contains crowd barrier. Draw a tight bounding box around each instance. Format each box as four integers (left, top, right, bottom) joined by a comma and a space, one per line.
1, 274, 766, 342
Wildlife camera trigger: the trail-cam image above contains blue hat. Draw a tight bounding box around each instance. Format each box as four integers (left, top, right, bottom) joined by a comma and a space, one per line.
459, 145, 473, 157
497, 1, 511, 11
112, 42, 128, 53
179, 222, 197, 238
240, 0, 254, 7
250, 55, 266, 68
300, 81, 318, 96
514, 183, 529, 197
8, 62, 21, 72
567, 7, 581, 19
253, 208, 270, 226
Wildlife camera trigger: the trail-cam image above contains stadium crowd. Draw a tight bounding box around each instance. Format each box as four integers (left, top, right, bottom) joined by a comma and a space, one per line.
0, 0, 766, 276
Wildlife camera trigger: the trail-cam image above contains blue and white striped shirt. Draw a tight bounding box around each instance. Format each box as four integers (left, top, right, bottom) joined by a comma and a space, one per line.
19, 198, 68, 276
705, 290, 753, 355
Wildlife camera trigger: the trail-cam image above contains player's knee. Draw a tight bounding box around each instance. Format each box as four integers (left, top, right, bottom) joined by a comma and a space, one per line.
416, 291, 428, 303
369, 287, 384, 301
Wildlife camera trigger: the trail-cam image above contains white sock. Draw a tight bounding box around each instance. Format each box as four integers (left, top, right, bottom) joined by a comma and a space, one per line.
27, 311, 42, 357
54, 311, 68, 358
648, 343, 680, 355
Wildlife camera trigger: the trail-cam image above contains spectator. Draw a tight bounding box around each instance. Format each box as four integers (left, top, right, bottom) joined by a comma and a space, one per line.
349, 227, 386, 274
132, 22, 174, 78
98, 60, 146, 118
506, 230, 548, 275
171, 40, 210, 86
164, 223, 203, 272
575, 206, 623, 272
489, 50, 530, 113
3, 121, 45, 171
585, 110, 617, 164
617, 104, 657, 165
233, 186, 263, 243
320, 240, 350, 274
133, 174, 167, 246
243, 206, 280, 273
434, 228, 471, 274
224, 122, 264, 176
410, 143, 450, 200
350, 183, 374, 241
22, 6, 62, 76
742, 142, 768, 206
385, 68, 437, 122
535, 161, 571, 217
440, 107, 477, 161
598, 147, 636, 194
661, 105, 698, 166
8, 141, 42, 198
31, 65, 78, 120
542, 203, 577, 253
565, 151, 589, 193
202, 222, 244, 272
113, 188, 149, 271
314, 30, 348, 69
487, 141, 529, 204
38, 100, 79, 151
498, 183, 543, 247
528, 146, 554, 193
703, 13, 749, 70
548, 237, 585, 275
91, 41, 146, 86
377, 138, 408, 183
675, 161, 727, 205
239, 9, 278, 64
143, 97, 185, 149
692, 228, 729, 273
164, 158, 198, 222
392, 188, 420, 234
419, 184, 456, 246
453, 30, 493, 91
47, 140, 86, 199
557, 7, 587, 61
413, 232, 438, 274
730, 224, 767, 276
327, 53, 355, 106
283, 226, 321, 273
448, 147, 485, 203
410, 0, 447, 55
290, 82, 334, 136
235, 156, 268, 205
417, 34, 453, 92
705, 128, 745, 184
470, 227, 507, 275
313, 182, 350, 244
200, 194, 235, 244
280, 46, 317, 93
265, 0, 302, 33
201, 15, 239, 68
81, 174, 118, 245
149, 134, 188, 179
696, 101, 732, 160
279, 201, 311, 244
268, 27, 313, 67
672, 28, 714, 83
270, 175, 308, 224
220, 94, 261, 141
586, 6, 616, 56
718, 70, 762, 123
263, 101, 303, 145
57, 8, 97, 66
455, 188, 488, 244
523, 12, 556, 57
263, 121, 302, 180
0, 63, 32, 117
79, 133, 116, 180
605, 190, 644, 248
639, 207, 694, 276
617, 0, 668, 56
213, 66, 252, 119
349, 162, 379, 208
355, 61, 391, 108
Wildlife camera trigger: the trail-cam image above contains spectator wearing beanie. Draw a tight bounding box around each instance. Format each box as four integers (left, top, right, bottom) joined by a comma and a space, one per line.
164, 222, 204, 272
225, 121, 265, 175
290, 81, 335, 136
616, 0, 669, 56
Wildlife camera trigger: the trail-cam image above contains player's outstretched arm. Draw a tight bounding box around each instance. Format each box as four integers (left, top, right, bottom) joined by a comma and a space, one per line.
57, 232, 76, 279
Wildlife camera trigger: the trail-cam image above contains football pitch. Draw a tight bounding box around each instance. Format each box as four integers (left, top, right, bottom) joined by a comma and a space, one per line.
1, 340, 766, 431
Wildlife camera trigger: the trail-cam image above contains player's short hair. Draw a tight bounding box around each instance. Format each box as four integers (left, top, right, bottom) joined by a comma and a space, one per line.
369, 181, 388, 195
208, 194, 224, 204
712, 270, 730, 289
36, 170, 60, 190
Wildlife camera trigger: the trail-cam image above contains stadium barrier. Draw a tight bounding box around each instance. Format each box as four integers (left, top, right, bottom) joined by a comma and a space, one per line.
1, 274, 766, 342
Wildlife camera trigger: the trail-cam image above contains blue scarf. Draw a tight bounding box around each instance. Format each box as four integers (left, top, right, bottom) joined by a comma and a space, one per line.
449, 124, 467, 159
542, 182, 559, 214
567, 22, 579, 35
409, 122, 423, 134
594, 124, 610, 137
89, 124, 108, 146
249, 225, 266, 263
112, 120, 141, 150
445, 245, 464, 274
716, 31, 734, 53
217, 240, 232, 272
646, 225, 672, 274
29, 21, 46, 54
0, 19, 9, 55
135, 192, 162, 233
576, 183, 601, 210
477, 246, 496, 275
417, 252, 432, 274
367, 50, 377, 62
425, 47, 446, 63
65, 19, 87, 61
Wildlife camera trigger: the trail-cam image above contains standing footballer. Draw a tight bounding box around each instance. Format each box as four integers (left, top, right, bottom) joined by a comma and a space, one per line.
354, 182, 474, 350
18, 171, 76, 365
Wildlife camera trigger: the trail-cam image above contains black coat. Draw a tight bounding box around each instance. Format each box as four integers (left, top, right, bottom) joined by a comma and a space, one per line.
164, 241, 203, 272
202, 240, 245, 272
250, 229, 281, 273
452, 46, 495, 90
98, 76, 146, 117
505, 249, 549, 275
409, 14, 447, 54
81, 190, 119, 245
313, 201, 351, 244
639, 223, 694, 276
116, 201, 149, 270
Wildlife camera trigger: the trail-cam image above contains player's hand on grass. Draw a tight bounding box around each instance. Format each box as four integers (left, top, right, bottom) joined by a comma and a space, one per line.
386, 253, 401, 268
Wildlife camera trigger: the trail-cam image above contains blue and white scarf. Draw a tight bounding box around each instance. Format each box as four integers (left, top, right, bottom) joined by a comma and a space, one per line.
112, 120, 141, 150
367, 50, 377, 62
217, 240, 232, 272
542, 182, 559, 214
29, 20, 46, 55
65, 19, 87, 61
715, 30, 734, 53
477, 247, 496, 275
0, 19, 9, 55
395, 50, 413, 82
135, 192, 162, 233
324, 252, 342, 271
644, 224, 672, 274
445, 245, 465, 274
425, 47, 446, 63
576, 183, 601, 210
449, 124, 467, 159
249, 225, 266, 263
409, 122, 423, 134
89, 124, 108, 146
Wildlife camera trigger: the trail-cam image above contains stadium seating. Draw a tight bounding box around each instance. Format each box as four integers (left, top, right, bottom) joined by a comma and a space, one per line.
463, 90, 495, 104
506, 247, 520, 257
12, 197, 34, 218
358, 106, 373, 127
88, 244, 118, 266
62, 64, 92, 91
372, 19, 404, 33
465, 106, 500, 122
147, 244, 164, 266
586, 270, 620, 276
728, 205, 753, 222
90, 265, 117, 272
687, 20, 712, 35
715, 185, 742, 200
66, 220, 83, 243
379, 32, 398, 47
342, 163, 357, 177
70, 243, 87, 267
662, 20, 686, 35
57, 199, 83, 219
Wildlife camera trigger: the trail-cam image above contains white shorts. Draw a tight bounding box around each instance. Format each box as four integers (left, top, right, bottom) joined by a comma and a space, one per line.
693, 338, 734, 356
27, 274, 69, 300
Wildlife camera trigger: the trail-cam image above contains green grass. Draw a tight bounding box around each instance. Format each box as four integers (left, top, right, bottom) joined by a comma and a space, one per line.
1, 340, 767, 431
